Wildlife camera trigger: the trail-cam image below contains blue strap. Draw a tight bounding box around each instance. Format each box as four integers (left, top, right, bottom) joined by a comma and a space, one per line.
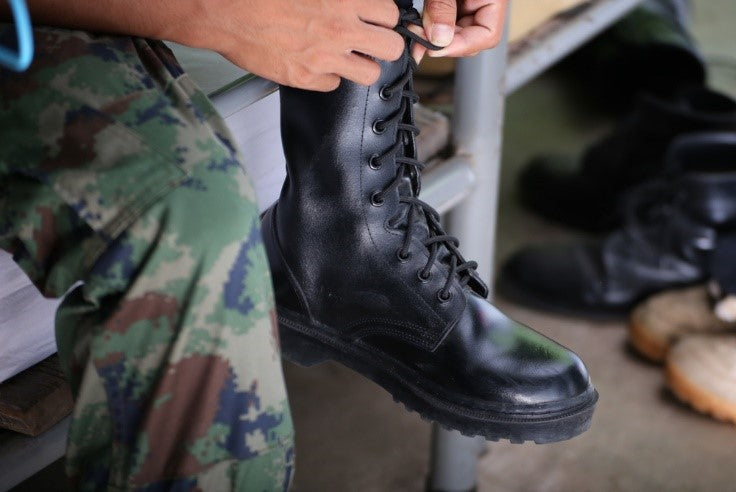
0, 0, 33, 72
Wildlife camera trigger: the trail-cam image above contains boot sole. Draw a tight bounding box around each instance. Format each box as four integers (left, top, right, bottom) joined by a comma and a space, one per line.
666, 360, 736, 425
277, 308, 598, 444
628, 313, 668, 363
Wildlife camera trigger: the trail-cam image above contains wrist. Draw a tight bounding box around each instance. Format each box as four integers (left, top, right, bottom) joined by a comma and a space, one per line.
158, 0, 237, 55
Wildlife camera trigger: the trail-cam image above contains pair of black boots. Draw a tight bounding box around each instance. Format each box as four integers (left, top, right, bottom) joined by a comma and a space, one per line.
503, 87, 736, 318
263, 7, 597, 443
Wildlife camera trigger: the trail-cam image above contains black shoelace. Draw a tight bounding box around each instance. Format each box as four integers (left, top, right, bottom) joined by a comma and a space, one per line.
371, 8, 487, 300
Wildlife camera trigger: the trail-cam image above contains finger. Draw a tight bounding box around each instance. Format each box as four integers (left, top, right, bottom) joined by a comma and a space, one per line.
412, 44, 427, 65
422, 0, 457, 48
408, 23, 428, 64
428, 5, 504, 57
426, 24, 461, 57
471, 0, 507, 40
305, 74, 342, 92
335, 52, 383, 86
357, 0, 400, 29
352, 23, 405, 62
458, 0, 506, 18
427, 24, 494, 57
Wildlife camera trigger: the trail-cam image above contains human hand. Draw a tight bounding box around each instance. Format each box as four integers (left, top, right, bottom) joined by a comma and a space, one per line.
415, 0, 508, 60
188, 0, 406, 91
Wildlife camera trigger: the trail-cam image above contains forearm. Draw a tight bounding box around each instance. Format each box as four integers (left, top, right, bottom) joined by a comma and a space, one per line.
0, 0, 217, 50
0, 0, 408, 91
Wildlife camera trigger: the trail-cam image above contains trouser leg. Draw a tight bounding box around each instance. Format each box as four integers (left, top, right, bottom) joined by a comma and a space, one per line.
56, 157, 293, 490
0, 26, 294, 490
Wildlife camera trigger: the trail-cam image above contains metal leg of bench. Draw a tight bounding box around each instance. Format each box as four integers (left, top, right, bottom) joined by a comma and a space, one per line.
427, 18, 509, 492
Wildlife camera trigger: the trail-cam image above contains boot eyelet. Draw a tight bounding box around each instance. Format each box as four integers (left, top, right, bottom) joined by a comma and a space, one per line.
397, 249, 411, 262
370, 191, 385, 207
379, 85, 393, 101
437, 290, 452, 303
372, 119, 387, 134
369, 154, 382, 170
417, 269, 431, 282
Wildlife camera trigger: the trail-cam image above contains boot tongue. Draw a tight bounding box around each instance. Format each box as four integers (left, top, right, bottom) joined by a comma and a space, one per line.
396, 175, 431, 243
397, 175, 414, 198
395, 171, 461, 272
384, 14, 489, 297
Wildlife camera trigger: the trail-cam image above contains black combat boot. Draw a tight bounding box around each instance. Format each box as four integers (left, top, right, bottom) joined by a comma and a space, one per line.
262, 7, 597, 443
501, 132, 736, 319
520, 88, 736, 232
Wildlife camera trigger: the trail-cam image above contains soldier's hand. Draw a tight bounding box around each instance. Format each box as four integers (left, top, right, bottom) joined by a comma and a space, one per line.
195, 0, 405, 91
416, 0, 507, 60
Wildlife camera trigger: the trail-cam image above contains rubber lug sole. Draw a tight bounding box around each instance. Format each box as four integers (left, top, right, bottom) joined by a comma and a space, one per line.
628, 314, 668, 363
278, 311, 598, 444
666, 361, 736, 425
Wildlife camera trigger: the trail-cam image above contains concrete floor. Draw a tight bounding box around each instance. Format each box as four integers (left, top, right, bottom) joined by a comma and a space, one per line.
286, 2, 736, 491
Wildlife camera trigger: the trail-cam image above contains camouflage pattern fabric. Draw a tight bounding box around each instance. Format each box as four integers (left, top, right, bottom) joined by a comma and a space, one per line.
0, 26, 294, 490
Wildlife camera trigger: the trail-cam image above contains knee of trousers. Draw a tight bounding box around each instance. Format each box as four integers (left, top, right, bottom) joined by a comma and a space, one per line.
84, 164, 269, 306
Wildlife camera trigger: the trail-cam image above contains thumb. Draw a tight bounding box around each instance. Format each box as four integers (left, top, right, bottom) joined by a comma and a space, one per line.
423, 0, 457, 48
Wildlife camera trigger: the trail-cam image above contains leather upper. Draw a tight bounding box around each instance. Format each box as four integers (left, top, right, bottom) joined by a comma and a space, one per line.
264, 32, 594, 409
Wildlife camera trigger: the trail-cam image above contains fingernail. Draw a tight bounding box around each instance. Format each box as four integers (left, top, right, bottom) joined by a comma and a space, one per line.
431, 24, 454, 47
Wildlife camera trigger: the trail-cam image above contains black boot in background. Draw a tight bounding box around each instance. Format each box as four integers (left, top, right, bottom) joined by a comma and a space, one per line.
520, 88, 736, 232
263, 7, 597, 443
502, 132, 736, 319
565, 0, 705, 112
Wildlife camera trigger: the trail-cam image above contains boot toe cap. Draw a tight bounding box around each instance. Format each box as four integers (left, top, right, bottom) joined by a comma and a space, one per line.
441, 293, 596, 411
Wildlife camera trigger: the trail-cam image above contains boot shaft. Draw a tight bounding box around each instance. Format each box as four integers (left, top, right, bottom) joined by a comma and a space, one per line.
582, 88, 736, 185
278, 53, 409, 230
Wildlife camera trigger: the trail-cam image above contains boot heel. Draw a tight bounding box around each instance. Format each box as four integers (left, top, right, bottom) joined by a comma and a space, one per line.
279, 325, 331, 367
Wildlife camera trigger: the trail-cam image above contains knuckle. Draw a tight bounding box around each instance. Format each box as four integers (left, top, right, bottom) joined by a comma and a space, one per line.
428, 0, 456, 15
322, 76, 341, 91
289, 64, 319, 90
492, 25, 504, 41
282, 65, 301, 88
386, 2, 400, 24
305, 51, 323, 68
487, 28, 502, 48
304, 75, 322, 90
321, 18, 348, 39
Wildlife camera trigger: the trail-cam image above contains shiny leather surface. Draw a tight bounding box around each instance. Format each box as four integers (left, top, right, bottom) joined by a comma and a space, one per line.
263, 35, 594, 409
365, 293, 591, 409
503, 132, 736, 315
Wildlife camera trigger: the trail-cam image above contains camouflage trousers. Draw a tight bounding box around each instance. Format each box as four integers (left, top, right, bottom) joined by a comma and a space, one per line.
0, 26, 294, 490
